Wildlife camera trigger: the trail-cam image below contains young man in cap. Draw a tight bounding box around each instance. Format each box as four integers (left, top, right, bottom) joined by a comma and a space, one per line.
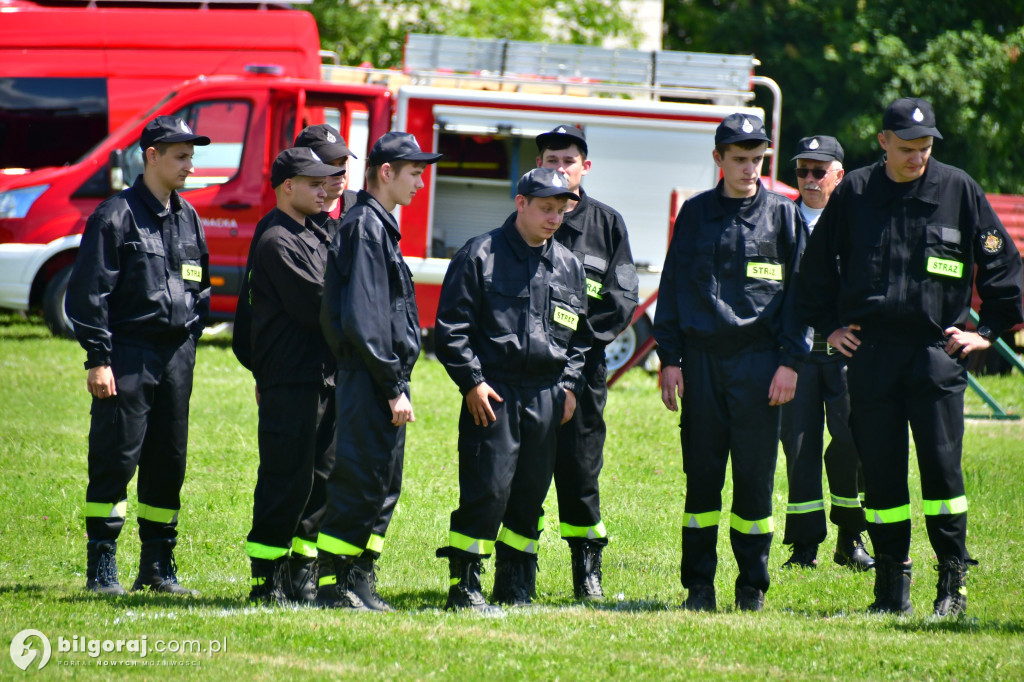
799, 97, 1023, 616
66, 115, 212, 595
434, 167, 592, 611
780, 135, 874, 572
243, 147, 346, 605
316, 131, 441, 611
654, 113, 809, 612
533, 124, 638, 599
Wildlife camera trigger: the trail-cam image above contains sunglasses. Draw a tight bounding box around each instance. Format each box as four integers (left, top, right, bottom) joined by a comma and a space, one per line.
794, 168, 834, 180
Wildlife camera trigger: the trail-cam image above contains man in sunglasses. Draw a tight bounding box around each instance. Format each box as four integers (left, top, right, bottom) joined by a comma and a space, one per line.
780, 136, 874, 573
799, 98, 1022, 616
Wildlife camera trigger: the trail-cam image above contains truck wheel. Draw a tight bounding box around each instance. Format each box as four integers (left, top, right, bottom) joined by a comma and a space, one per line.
605, 316, 653, 374
42, 265, 76, 339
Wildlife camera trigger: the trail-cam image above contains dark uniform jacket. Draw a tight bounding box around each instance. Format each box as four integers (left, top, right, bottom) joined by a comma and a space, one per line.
320, 189, 420, 401
247, 208, 335, 390
654, 180, 809, 368
553, 189, 639, 345
799, 157, 1024, 341
233, 189, 356, 370
435, 215, 592, 396
67, 176, 210, 368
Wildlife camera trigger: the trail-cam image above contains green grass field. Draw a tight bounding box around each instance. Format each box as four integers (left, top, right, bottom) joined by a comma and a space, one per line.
1, 312, 1022, 680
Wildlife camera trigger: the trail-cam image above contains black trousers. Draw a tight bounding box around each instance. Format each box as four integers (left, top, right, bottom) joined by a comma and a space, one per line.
85, 337, 195, 543
317, 369, 403, 558
845, 340, 969, 562
246, 381, 336, 560
448, 382, 563, 556
679, 346, 780, 593
552, 346, 608, 541
780, 354, 865, 546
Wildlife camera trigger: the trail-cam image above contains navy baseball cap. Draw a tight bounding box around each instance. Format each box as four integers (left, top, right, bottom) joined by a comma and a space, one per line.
536, 124, 588, 156
715, 113, 771, 146
791, 135, 844, 163
883, 97, 943, 140
270, 147, 345, 188
367, 132, 442, 166
294, 124, 356, 161
140, 116, 211, 149
516, 167, 580, 201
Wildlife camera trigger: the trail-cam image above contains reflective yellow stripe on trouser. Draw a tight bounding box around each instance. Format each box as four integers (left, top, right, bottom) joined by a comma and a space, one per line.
497, 526, 538, 554
560, 520, 608, 540
683, 510, 721, 529
290, 537, 317, 558
317, 533, 362, 557
923, 496, 968, 516
137, 503, 178, 525
85, 499, 127, 519
729, 513, 774, 534
865, 504, 911, 524
449, 531, 494, 556
831, 494, 862, 509
246, 542, 289, 560
786, 500, 824, 514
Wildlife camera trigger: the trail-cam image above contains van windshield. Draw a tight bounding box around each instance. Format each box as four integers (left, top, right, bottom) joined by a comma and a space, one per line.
0, 78, 109, 170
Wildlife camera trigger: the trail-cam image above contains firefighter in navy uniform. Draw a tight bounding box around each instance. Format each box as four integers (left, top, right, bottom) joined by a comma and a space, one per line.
317, 132, 442, 611
243, 148, 345, 605
780, 135, 874, 572
65, 115, 211, 595
799, 98, 1023, 617
654, 114, 809, 612
232, 125, 355, 603
435, 168, 592, 611
534, 125, 638, 599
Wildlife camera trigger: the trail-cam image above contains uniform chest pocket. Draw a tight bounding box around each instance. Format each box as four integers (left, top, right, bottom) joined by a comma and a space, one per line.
180, 243, 203, 289
483, 277, 529, 333
123, 235, 166, 293
548, 284, 582, 344
743, 240, 783, 295
677, 237, 716, 286
578, 253, 608, 301
923, 224, 965, 279
392, 260, 419, 316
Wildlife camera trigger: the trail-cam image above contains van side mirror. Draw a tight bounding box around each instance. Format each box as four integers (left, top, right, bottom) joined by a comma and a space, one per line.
109, 149, 127, 191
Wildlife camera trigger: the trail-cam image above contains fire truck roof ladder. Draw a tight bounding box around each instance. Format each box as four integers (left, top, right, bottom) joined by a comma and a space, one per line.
402, 33, 758, 106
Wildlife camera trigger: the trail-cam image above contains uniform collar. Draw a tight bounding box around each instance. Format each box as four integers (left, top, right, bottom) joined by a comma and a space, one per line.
356, 189, 402, 242
708, 178, 768, 224
559, 187, 590, 233
868, 156, 942, 206
131, 176, 184, 217
270, 207, 329, 247
501, 213, 552, 262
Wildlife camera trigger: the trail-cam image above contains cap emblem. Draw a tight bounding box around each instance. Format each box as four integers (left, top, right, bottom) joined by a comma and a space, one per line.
742, 119, 754, 133
179, 120, 192, 133
556, 127, 567, 133
326, 132, 337, 143
809, 138, 819, 150
310, 150, 323, 162
912, 107, 924, 122
551, 174, 563, 187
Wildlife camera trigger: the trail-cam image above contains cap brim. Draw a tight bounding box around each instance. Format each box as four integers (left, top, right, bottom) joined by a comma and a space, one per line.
525, 188, 580, 201
717, 133, 771, 146
536, 132, 588, 154
891, 125, 942, 140
156, 133, 211, 146
367, 151, 443, 165
313, 142, 357, 161
791, 152, 840, 162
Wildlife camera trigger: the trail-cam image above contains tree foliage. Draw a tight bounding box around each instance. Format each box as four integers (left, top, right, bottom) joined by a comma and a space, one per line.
311, 0, 642, 73
665, 0, 1024, 192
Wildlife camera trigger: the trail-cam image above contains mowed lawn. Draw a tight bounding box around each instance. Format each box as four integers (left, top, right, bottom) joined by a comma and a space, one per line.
0, 312, 1022, 680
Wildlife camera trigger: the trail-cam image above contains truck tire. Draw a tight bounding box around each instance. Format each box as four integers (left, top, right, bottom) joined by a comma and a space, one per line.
604, 315, 653, 374
42, 265, 76, 339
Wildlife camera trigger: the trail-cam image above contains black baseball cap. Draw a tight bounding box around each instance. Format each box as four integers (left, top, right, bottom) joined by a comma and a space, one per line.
270, 147, 345, 188
715, 113, 771, 146
294, 124, 356, 162
883, 97, 943, 140
536, 124, 588, 156
367, 132, 442, 166
791, 135, 844, 163
516, 167, 580, 201
140, 116, 211, 149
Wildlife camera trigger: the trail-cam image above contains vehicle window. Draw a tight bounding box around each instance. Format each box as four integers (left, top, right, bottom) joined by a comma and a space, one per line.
180, 100, 251, 190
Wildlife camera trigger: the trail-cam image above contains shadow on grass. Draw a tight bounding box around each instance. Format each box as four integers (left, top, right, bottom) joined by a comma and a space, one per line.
56, 591, 247, 610
780, 603, 1024, 634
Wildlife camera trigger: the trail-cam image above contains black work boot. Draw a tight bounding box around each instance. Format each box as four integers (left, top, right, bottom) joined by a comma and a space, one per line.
781, 543, 818, 569
350, 556, 393, 612
492, 549, 533, 606
682, 584, 716, 612
933, 556, 968, 618
86, 540, 126, 595
316, 553, 369, 611
249, 557, 289, 606
568, 539, 605, 600
735, 585, 765, 612
868, 555, 913, 615
287, 555, 318, 605
132, 538, 198, 595
438, 548, 500, 613
834, 531, 875, 571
